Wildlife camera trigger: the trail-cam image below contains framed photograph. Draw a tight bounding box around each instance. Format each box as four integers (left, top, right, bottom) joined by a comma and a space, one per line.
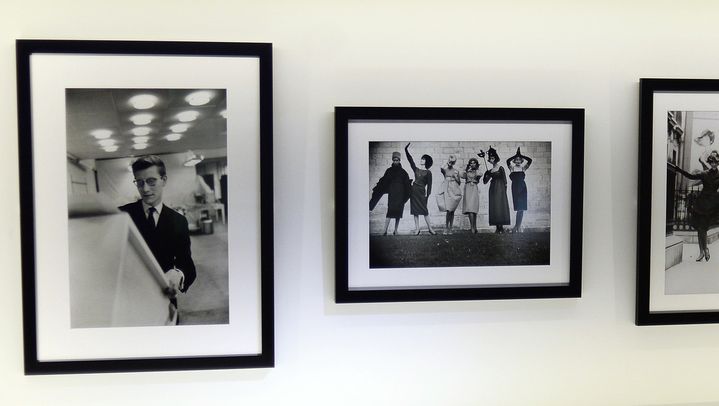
16, 40, 274, 373
637, 78, 719, 325
335, 107, 584, 303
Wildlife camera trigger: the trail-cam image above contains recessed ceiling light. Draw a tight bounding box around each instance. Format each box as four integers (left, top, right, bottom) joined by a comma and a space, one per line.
177, 110, 200, 122
132, 127, 151, 136
132, 136, 150, 144
165, 133, 182, 141
128, 94, 158, 110
170, 123, 190, 133
219, 109, 227, 119
185, 91, 213, 106
130, 113, 153, 125
90, 129, 113, 139
133, 143, 149, 150
98, 139, 116, 147
103, 145, 119, 152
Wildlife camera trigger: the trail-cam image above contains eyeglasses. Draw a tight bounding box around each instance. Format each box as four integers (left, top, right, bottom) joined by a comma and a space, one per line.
133, 177, 162, 187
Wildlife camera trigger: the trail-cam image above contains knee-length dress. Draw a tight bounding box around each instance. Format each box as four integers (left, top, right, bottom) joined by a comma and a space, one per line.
410, 170, 432, 216
509, 171, 528, 211
405, 149, 432, 216
483, 166, 510, 225
687, 168, 719, 230
462, 170, 480, 214
441, 167, 462, 212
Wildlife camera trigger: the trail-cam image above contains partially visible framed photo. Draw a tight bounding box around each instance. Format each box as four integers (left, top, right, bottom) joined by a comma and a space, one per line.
637, 78, 719, 325
17, 40, 274, 373
335, 107, 584, 303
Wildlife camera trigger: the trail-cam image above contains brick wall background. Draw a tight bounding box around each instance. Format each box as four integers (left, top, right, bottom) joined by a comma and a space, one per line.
368, 141, 551, 233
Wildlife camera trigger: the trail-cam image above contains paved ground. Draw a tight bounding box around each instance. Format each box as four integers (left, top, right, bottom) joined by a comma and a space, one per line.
666, 240, 719, 295
177, 222, 229, 325
370, 230, 550, 268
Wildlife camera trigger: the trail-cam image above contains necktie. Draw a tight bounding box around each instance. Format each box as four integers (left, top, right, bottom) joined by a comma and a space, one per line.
147, 207, 156, 228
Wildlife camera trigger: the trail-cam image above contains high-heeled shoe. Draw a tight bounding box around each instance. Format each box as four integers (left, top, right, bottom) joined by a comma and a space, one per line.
428, 229, 436, 235
415, 230, 421, 235
697, 251, 706, 262
706, 250, 711, 261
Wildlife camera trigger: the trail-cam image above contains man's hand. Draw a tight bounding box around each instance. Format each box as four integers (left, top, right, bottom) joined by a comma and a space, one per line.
163, 268, 185, 298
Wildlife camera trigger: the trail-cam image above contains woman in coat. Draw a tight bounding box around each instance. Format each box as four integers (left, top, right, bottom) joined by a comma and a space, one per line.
369, 151, 411, 235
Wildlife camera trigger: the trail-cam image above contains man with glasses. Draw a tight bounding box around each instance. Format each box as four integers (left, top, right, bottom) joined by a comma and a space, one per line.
119, 155, 196, 305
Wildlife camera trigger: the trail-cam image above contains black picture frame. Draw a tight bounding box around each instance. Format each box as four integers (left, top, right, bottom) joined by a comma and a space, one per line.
17, 39, 274, 373
335, 107, 584, 303
637, 78, 719, 325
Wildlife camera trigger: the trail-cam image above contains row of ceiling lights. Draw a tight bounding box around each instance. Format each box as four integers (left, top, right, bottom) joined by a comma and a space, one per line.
90, 91, 226, 153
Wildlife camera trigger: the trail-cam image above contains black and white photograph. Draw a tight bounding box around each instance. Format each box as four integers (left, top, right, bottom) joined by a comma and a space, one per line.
336, 107, 584, 303
665, 111, 719, 290
17, 40, 274, 374
66, 88, 229, 328
368, 141, 551, 269
637, 78, 719, 325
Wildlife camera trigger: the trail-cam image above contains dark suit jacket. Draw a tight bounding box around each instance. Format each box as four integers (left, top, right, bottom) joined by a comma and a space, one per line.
119, 200, 196, 292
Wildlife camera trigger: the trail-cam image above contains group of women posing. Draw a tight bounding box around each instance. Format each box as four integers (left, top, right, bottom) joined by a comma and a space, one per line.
370, 143, 533, 235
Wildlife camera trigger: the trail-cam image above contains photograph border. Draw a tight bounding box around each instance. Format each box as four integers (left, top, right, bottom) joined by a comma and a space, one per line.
16, 39, 274, 373
335, 106, 584, 303
636, 78, 719, 325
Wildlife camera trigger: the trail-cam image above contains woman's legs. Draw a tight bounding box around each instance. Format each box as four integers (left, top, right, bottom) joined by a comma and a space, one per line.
393, 218, 400, 235
697, 228, 708, 261
469, 213, 477, 233
383, 218, 391, 235
514, 210, 524, 232
413, 215, 420, 235
447, 211, 455, 233
423, 215, 436, 234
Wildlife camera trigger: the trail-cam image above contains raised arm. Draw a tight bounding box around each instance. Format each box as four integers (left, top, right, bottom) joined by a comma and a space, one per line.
404, 143, 417, 171
508, 147, 534, 171
522, 155, 533, 170
668, 162, 701, 180
483, 170, 492, 184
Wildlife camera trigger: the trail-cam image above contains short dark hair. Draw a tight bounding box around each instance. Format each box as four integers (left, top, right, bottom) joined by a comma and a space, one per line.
421, 154, 433, 169
131, 155, 166, 177
466, 157, 479, 171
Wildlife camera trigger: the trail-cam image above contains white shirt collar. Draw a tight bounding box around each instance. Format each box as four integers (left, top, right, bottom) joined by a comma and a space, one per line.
142, 201, 164, 217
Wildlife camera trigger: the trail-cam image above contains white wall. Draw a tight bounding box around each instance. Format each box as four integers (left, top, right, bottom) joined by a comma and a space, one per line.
4, 1, 719, 405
